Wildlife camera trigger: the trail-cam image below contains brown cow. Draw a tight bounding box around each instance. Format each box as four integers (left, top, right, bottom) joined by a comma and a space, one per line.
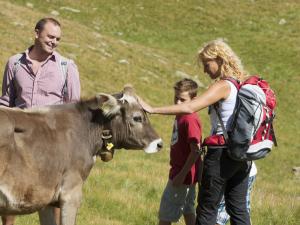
0, 86, 162, 225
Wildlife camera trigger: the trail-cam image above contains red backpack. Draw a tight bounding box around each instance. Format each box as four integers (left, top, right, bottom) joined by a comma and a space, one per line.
204, 75, 277, 161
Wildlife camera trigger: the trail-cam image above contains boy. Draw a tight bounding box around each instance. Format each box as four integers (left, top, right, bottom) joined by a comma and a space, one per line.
158, 78, 203, 225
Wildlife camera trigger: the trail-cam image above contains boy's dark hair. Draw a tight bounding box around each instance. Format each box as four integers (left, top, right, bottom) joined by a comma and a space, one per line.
174, 78, 198, 98
35, 18, 61, 31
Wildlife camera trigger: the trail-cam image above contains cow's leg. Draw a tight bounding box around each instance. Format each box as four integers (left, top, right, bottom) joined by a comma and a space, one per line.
1, 216, 15, 225
38, 206, 57, 225
60, 183, 83, 225
54, 207, 61, 225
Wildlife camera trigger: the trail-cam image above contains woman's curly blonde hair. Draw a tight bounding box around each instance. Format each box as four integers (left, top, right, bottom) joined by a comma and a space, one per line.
198, 39, 247, 81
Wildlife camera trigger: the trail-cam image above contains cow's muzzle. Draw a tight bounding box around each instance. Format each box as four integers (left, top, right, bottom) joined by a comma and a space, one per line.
144, 138, 163, 154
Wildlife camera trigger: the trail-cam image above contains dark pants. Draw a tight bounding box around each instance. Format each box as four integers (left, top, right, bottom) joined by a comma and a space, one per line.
196, 148, 251, 225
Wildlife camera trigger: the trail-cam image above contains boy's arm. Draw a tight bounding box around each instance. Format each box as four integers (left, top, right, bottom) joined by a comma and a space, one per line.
172, 142, 202, 187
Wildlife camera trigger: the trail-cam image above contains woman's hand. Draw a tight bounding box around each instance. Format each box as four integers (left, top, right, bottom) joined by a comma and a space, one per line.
136, 95, 154, 113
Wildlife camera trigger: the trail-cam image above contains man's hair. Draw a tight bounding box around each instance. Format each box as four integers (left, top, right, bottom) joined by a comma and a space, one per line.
35, 18, 61, 31
174, 78, 198, 98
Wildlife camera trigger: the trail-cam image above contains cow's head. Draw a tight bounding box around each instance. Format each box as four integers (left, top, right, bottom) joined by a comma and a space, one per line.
87, 86, 163, 161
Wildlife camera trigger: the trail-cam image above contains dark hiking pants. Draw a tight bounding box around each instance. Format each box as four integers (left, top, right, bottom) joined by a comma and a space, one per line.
196, 147, 251, 225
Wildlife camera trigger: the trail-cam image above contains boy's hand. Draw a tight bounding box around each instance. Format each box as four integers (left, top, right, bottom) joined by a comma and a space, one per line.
172, 173, 185, 187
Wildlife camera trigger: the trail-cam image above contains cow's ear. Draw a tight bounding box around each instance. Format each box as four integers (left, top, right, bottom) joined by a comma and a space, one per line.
90, 94, 120, 116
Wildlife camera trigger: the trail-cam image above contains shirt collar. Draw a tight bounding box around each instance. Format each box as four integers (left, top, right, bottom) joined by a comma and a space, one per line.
25, 45, 57, 64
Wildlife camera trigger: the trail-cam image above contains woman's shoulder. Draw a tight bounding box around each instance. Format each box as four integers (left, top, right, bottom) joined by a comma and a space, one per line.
206, 79, 232, 101
211, 79, 231, 87
208, 79, 231, 93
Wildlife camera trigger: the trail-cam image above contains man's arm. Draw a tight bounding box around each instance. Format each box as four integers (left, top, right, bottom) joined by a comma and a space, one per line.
0, 61, 16, 107
172, 142, 202, 186
65, 60, 81, 102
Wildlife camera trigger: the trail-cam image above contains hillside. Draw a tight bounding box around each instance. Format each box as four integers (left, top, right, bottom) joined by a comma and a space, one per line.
0, 0, 299, 224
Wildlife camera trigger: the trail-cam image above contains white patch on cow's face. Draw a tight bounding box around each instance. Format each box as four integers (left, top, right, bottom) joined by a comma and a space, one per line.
144, 138, 163, 153
0, 185, 16, 208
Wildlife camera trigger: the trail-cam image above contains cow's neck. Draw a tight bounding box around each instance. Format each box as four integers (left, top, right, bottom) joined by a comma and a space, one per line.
87, 115, 115, 156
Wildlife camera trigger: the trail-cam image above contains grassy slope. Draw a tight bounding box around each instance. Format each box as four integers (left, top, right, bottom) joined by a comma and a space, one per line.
1, 0, 299, 224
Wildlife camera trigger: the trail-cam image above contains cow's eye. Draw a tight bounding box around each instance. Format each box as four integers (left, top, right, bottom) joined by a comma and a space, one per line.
133, 116, 143, 123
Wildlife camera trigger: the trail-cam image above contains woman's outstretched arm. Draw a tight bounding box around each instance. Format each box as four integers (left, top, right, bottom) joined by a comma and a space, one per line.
137, 80, 231, 115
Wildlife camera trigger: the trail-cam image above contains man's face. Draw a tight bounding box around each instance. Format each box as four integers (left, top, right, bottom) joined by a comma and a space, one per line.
35, 22, 61, 55
174, 90, 192, 105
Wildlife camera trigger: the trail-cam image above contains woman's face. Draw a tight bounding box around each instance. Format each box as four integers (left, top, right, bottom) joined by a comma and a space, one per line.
202, 58, 222, 79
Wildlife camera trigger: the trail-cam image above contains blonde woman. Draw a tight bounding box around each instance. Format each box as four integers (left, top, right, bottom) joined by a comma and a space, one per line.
138, 39, 251, 225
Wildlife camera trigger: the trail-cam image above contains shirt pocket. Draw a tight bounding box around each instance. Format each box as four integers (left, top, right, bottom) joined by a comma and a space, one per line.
37, 71, 65, 96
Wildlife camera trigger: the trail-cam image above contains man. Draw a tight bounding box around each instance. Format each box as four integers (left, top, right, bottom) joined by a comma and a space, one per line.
0, 17, 81, 225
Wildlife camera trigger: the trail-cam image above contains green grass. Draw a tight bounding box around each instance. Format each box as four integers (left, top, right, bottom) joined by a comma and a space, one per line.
1, 0, 299, 224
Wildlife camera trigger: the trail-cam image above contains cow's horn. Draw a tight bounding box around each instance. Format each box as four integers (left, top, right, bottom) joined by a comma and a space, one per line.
120, 84, 137, 104
123, 84, 135, 95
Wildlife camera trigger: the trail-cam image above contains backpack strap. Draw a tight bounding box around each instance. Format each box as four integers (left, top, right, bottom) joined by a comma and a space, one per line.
12, 53, 23, 77
213, 78, 240, 144
222, 77, 240, 90
59, 56, 69, 102
267, 114, 278, 147
213, 103, 229, 144
270, 123, 278, 147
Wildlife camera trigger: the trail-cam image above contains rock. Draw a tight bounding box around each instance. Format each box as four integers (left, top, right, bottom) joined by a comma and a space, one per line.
100, 49, 112, 58
50, 10, 60, 16
139, 76, 150, 83
292, 167, 300, 177
92, 32, 102, 39
118, 59, 129, 65
87, 45, 96, 51
141, 69, 159, 79
119, 40, 129, 45
158, 58, 168, 65
60, 6, 81, 13
279, 18, 286, 25
12, 21, 24, 27
26, 2, 34, 8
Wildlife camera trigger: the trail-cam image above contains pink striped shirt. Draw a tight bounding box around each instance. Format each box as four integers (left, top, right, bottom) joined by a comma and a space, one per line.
0, 47, 81, 108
